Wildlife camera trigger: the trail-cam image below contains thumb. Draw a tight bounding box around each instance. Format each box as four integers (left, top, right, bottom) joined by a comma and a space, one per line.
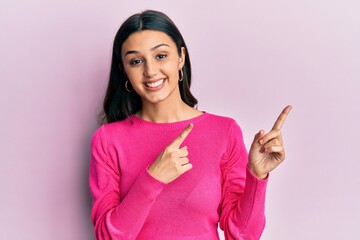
251, 130, 265, 149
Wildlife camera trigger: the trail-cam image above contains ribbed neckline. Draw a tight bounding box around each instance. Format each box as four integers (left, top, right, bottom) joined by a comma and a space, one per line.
127, 112, 210, 130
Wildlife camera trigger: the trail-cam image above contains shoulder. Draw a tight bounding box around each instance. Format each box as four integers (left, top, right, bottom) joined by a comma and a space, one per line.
203, 112, 241, 129
91, 118, 132, 142
200, 112, 245, 143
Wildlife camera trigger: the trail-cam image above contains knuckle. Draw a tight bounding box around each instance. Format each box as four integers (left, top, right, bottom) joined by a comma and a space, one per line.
174, 159, 180, 165
171, 158, 178, 166
175, 167, 183, 175
187, 163, 193, 170
169, 152, 175, 158
164, 148, 171, 154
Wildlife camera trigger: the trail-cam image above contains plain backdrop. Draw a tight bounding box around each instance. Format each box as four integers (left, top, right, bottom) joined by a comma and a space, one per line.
1, 0, 359, 239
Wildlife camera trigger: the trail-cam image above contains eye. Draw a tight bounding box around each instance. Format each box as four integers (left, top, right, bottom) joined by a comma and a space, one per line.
130, 59, 143, 66
156, 54, 167, 60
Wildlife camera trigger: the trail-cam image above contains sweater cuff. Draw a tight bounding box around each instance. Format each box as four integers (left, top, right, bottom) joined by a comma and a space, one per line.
246, 166, 269, 182
243, 166, 268, 203
133, 167, 167, 199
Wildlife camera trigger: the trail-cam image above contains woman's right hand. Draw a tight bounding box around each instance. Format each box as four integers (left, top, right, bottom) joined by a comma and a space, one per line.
148, 123, 194, 184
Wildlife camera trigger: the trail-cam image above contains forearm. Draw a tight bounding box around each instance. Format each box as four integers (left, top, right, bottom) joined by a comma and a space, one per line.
225, 167, 268, 240
91, 168, 166, 240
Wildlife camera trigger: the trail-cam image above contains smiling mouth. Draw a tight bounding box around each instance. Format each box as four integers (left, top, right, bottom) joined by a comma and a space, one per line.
145, 79, 165, 88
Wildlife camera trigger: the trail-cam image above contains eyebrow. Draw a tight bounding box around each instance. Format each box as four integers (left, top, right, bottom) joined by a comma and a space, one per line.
124, 43, 170, 56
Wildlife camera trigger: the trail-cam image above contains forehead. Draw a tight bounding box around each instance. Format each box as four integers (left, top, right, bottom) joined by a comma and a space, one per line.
121, 30, 176, 53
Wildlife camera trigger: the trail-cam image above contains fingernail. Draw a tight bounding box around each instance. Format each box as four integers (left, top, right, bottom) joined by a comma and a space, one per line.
259, 139, 264, 144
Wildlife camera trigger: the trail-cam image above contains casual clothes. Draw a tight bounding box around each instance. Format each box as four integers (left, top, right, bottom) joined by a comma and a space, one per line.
90, 112, 268, 240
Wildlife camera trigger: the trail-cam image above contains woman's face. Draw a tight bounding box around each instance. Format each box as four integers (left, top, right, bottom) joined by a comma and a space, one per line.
121, 30, 185, 105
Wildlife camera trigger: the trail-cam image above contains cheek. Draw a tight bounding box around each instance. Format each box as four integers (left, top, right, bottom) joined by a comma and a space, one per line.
125, 68, 143, 83
163, 61, 180, 77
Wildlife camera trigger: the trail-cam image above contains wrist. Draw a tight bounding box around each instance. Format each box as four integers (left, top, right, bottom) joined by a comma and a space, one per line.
247, 163, 268, 180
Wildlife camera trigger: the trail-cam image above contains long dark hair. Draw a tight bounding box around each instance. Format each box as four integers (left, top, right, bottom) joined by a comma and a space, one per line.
100, 10, 198, 124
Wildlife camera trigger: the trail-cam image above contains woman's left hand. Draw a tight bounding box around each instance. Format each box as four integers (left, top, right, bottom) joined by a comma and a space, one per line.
248, 105, 292, 179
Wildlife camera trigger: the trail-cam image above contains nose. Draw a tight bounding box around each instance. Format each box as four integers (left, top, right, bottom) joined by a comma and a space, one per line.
143, 60, 159, 78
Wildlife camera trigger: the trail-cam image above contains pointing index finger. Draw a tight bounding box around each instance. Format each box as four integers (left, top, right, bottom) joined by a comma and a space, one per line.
170, 123, 194, 148
272, 105, 292, 130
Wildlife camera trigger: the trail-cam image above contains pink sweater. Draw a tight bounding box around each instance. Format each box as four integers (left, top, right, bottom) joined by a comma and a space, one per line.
89, 112, 268, 240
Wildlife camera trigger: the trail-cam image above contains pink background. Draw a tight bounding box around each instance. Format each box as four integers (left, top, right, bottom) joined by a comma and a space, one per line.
1, 0, 359, 239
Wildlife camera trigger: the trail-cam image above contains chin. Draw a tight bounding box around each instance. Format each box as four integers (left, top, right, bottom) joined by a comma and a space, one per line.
144, 96, 168, 104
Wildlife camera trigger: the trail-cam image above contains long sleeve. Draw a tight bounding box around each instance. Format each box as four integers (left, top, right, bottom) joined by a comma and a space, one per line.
89, 113, 270, 240
219, 121, 268, 240
89, 126, 166, 240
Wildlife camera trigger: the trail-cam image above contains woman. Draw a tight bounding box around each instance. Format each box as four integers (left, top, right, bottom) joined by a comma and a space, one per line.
90, 10, 291, 240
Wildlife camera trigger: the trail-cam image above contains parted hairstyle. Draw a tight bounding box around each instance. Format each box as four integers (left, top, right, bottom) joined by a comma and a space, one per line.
100, 10, 198, 124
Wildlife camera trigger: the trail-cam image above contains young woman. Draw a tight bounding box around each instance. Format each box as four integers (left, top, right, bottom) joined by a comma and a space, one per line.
89, 10, 292, 240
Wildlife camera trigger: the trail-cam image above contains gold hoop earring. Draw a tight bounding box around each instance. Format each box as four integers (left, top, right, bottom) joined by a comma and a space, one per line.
179, 69, 184, 81
125, 80, 132, 92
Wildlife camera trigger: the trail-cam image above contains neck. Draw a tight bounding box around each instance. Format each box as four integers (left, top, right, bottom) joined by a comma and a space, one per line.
138, 99, 192, 123
136, 86, 201, 123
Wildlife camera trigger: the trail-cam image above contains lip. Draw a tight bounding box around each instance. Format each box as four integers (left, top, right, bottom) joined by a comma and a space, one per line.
143, 78, 166, 91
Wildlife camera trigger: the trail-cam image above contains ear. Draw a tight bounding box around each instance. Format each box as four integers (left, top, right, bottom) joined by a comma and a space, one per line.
178, 47, 186, 69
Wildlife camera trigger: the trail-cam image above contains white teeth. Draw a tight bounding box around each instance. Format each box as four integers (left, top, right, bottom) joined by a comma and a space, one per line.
146, 79, 164, 88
